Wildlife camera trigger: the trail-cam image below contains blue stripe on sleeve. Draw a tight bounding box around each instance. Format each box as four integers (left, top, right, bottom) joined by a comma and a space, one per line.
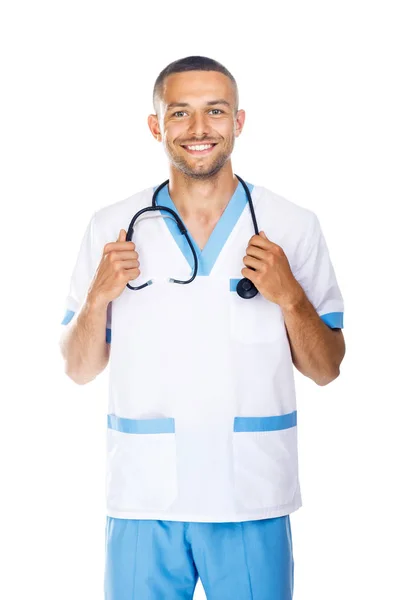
61, 309, 75, 325
320, 312, 344, 328
61, 309, 111, 342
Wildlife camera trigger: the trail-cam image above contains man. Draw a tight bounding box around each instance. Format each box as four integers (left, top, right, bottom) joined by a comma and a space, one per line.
60, 55, 345, 600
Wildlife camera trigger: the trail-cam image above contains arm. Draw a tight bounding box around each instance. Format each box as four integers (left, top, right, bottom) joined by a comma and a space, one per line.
281, 289, 346, 386
60, 294, 110, 385
241, 215, 345, 387
60, 226, 140, 385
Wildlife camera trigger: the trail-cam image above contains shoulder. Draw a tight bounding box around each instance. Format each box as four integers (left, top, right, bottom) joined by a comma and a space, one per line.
91, 185, 155, 241
251, 184, 319, 270
252, 184, 316, 231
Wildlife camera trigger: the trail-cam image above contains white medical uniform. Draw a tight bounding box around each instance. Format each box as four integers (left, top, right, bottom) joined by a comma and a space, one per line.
61, 180, 344, 523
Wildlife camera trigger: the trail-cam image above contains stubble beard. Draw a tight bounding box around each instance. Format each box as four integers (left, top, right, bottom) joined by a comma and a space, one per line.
166, 139, 235, 181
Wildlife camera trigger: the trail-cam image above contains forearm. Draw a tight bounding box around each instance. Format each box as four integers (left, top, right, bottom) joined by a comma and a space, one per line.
281, 289, 345, 386
60, 294, 110, 385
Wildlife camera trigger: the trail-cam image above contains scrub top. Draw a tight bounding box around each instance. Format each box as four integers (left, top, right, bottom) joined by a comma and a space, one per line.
61, 180, 344, 522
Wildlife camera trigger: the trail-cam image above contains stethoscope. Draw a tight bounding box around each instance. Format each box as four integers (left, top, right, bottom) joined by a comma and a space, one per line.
125, 173, 260, 299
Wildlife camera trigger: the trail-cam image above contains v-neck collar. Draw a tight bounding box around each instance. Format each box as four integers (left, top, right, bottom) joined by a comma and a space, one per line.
153, 179, 254, 276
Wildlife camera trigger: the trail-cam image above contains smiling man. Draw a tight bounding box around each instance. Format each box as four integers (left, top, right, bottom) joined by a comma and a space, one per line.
60, 56, 346, 600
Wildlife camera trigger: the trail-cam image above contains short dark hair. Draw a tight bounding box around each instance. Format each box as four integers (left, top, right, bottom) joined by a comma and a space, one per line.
153, 55, 239, 115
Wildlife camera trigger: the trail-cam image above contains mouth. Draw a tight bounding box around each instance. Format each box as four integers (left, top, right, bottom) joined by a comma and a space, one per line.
181, 143, 217, 156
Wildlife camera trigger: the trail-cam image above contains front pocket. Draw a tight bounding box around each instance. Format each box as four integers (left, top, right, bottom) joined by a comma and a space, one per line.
232, 411, 299, 510
229, 279, 285, 344
106, 415, 178, 512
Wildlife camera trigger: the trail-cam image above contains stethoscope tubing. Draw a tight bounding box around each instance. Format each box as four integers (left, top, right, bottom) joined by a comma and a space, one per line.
125, 174, 259, 297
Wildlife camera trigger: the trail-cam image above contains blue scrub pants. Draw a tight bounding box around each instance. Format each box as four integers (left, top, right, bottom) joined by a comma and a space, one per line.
104, 515, 294, 599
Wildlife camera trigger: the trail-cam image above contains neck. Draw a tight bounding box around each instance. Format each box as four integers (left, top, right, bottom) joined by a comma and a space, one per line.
167, 164, 239, 222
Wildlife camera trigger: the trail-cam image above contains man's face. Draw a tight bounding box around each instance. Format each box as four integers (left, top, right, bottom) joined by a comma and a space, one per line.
149, 71, 245, 179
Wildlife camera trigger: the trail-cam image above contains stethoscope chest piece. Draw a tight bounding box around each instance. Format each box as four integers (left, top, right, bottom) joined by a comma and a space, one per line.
236, 277, 259, 299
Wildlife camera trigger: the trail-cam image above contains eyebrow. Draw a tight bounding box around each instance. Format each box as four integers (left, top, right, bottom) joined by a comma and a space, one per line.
166, 99, 231, 111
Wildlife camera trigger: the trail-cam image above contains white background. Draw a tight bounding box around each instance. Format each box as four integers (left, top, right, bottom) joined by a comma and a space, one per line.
1, 1, 399, 598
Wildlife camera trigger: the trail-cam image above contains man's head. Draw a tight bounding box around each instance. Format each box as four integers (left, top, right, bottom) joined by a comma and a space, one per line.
148, 56, 245, 180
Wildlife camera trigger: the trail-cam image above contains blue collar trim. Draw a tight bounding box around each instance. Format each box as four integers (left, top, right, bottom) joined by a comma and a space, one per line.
153, 179, 254, 276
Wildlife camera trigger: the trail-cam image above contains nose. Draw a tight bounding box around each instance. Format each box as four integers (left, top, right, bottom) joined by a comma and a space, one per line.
188, 111, 211, 138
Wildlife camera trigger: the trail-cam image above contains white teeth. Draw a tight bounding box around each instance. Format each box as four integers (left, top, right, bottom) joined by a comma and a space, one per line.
186, 144, 213, 151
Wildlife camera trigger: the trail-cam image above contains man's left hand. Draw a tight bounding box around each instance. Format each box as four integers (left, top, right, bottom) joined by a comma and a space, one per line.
241, 231, 304, 308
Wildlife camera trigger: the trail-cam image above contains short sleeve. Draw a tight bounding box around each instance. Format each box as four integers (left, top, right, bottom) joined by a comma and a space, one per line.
294, 212, 344, 329
61, 212, 112, 343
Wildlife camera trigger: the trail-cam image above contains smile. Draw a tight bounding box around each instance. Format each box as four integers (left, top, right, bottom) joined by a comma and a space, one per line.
181, 143, 217, 155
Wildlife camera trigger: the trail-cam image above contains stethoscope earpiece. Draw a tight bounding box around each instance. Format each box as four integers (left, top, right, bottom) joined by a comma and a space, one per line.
236, 277, 259, 299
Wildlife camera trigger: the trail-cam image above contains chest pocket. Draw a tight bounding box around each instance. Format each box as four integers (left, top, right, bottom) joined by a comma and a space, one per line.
229, 279, 286, 344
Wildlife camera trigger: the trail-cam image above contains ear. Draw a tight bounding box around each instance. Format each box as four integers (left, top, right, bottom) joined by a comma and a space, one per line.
148, 114, 161, 141
235, 109, 246, 137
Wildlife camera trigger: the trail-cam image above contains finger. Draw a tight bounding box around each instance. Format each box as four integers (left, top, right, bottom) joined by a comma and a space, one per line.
116, 229, 135, 249
115, 259, 140, 270
241, 267, 257, 281
109, 250, 139, 261
243, 255, 263, 271
249, 232, 274, 249
245, 246, 269, 261
125, 267, 140, 280
104, 239, 135, 254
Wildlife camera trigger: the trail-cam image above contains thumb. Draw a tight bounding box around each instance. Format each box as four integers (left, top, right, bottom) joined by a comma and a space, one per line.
118, 228, 126, 242
259, 230, 267, 238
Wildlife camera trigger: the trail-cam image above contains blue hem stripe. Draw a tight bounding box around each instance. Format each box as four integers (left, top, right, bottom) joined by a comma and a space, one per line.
107, 414, 175, 434
154, 180, 254, 276
320, 312, 344, 328
234, 411, 297, 432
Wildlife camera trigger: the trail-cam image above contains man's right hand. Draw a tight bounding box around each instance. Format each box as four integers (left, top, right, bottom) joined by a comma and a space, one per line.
87, 229, 140, 305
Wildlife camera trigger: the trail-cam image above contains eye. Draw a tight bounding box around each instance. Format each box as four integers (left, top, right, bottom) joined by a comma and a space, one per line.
210, 109, 223, 115
173, 111, 187, 117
